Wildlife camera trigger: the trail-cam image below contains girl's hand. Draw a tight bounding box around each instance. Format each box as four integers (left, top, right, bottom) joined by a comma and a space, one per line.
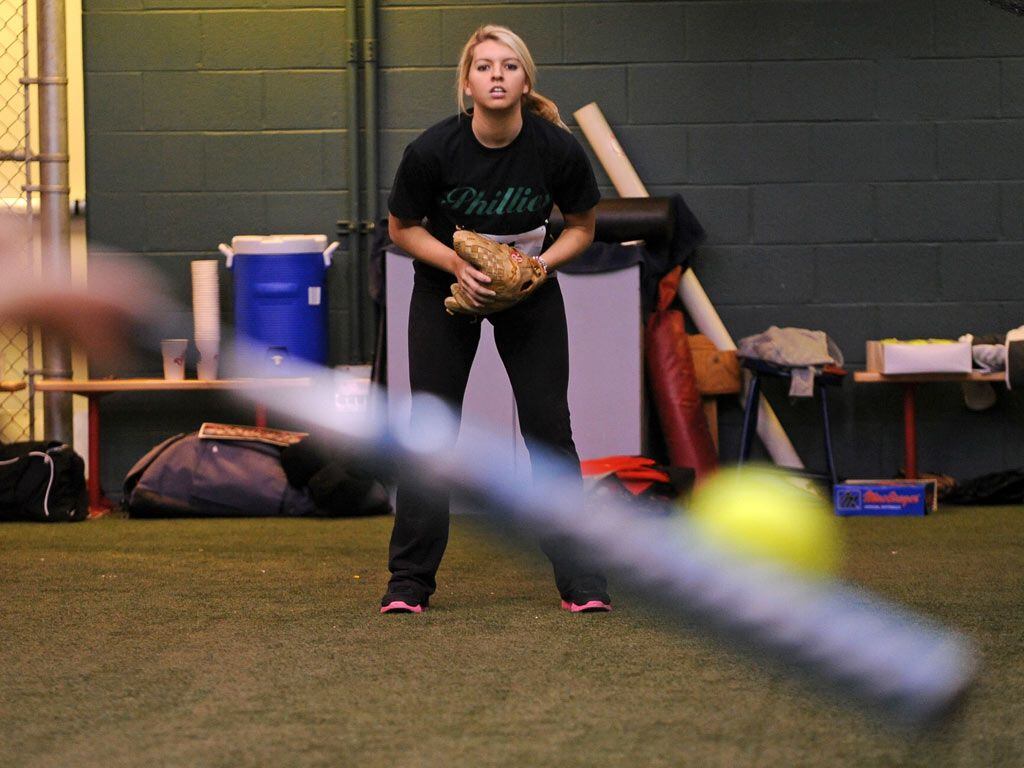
452, 255, 497, 308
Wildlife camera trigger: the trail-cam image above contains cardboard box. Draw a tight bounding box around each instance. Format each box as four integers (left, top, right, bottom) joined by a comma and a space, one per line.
834, 479, 937, 516
865, 340, 972, 374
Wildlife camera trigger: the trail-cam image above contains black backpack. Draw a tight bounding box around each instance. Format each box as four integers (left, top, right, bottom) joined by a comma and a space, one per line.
0, 441, 89, 522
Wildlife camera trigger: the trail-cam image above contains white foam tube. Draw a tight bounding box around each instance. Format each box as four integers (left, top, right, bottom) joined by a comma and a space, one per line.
678, 269, 801, 468
574, 104, 648, 198
573, 103, 803, 469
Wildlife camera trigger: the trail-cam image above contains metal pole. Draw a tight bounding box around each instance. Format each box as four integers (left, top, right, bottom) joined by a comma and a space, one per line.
22, 0, 35, 439
344, 0, 362, 362
360, 0, 378, 360
34, 0, 73, 442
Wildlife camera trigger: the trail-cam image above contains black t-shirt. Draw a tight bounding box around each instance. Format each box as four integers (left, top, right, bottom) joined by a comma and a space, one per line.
388, 109, 601, 289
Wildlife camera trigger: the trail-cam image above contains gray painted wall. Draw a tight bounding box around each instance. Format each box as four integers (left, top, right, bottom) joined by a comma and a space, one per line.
83, 0, 1024, 491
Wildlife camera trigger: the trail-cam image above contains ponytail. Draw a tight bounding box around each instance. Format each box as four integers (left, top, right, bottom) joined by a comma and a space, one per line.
523, 91, 569, 132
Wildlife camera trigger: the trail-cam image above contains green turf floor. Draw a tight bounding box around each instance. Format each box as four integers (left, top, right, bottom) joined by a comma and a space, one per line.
1, 507, 1022, 767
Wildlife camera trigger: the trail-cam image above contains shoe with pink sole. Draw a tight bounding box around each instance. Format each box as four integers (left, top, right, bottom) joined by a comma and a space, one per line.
560, 597, 612, 613
380, 586, 428, 614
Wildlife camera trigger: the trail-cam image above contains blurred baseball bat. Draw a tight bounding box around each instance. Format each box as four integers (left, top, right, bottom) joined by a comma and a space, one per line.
5, 246, 976, 729
0, 250, 176, 363
225, 348, 977, 729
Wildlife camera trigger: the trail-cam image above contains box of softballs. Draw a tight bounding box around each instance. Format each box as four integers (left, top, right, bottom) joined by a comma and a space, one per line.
834, 480, 936, 516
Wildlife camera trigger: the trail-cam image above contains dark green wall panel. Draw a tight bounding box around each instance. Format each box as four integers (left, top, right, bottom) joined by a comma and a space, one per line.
814, 246, 940, 304
673, 186, 750, 245
440, 6, 563, 65
628, 63, 751, 124
693, 246, 816, 307
563, 3, 685, 63
538, 66, 627, 125
809, 124, 935, 183
201, 10, 346, 69
875, 184, 1000, 242
750, 62, 876, 121
688, 124, 812, 185
87, 193, 148, 251
142, 72, 263, 130
202, 133, 329, 191
379, 68, 453, 129
143, 193, 266, 250
85, 73, 143, 130
83, 0, 1024, 486
87, 133, 204, 192
85, 12, 201, 70
266, 191, 348, 234
877, 59, 1000, 120
935, 0, 1024, 56
379, 8, 442, 67
752, 184, 874, 244
264, 72, 348, 129
1001, 183, 1024, 238
938, 123, 1024, 180
684, 1, 934, 61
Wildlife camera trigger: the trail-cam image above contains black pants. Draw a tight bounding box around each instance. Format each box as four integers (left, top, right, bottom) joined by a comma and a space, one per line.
387, 278, 608, 603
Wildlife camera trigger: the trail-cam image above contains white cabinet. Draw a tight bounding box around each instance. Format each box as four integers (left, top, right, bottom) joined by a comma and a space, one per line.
386, 251, 643, 481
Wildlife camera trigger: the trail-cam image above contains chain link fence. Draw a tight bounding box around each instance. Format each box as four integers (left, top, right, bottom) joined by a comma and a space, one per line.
0, 0, 33, 443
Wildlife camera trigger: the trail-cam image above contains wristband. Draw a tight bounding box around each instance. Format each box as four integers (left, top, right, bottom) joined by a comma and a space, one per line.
536, 256, 551, 276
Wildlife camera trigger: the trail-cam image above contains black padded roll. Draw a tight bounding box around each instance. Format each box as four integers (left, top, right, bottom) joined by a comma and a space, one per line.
549, 197, 675, 247
1007, 340, 1024, 390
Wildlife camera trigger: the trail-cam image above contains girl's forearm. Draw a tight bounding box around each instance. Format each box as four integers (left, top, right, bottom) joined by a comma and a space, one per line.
389, 215, 459, 274
540, 209, 596, 271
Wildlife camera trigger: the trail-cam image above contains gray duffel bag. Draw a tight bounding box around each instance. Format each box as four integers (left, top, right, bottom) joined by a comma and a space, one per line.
123, 433, 317, 518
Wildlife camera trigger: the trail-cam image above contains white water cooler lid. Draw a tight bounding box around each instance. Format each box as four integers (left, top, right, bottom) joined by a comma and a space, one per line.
230, 235, 328, 255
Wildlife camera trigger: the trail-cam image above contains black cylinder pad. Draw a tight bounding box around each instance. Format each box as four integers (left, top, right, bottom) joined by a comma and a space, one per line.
548, 197, 675, 248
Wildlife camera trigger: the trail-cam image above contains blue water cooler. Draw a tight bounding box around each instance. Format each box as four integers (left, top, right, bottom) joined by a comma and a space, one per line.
219, 235, 338, 375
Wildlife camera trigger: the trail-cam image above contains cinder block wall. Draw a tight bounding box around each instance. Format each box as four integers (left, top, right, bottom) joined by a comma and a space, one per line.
84, 0, 1024, 489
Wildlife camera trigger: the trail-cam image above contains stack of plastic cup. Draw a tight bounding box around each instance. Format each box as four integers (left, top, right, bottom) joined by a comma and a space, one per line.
191, 260, 220, 380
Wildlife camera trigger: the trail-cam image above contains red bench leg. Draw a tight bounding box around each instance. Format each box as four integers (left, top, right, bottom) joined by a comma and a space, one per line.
87, 396, 114, 518
902, 383, 918, 479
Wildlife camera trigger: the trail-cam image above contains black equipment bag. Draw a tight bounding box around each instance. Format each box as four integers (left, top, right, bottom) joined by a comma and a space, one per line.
945, 468, 1024, 505
124, 433, 318, 518
279, 436, 391, 517
123, 432, 390, 518
581, 455, 694, 516
0, 441, 89, 522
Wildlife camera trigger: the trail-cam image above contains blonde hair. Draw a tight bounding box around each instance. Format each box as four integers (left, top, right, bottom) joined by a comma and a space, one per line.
455, 24, 568, 131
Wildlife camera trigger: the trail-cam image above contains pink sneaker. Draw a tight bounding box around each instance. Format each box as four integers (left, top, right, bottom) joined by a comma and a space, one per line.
380, 600, 425, 614
560, 598, 612, 613
380, 588, 427, 614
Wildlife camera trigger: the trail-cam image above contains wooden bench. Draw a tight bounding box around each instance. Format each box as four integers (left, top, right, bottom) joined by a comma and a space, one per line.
690, 334, 742, 451
34, 377, 311, 516
852, 371, 1003, 478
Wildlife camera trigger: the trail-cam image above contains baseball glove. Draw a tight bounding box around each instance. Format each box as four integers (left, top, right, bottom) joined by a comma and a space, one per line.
445, 230, 548, 316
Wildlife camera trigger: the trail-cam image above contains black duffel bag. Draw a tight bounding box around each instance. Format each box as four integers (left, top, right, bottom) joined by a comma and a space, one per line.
0, 441, 89, 522
124, 433, 316, 518
124, 432, 390, 518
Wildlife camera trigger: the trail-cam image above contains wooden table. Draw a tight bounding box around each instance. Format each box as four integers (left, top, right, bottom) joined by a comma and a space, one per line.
34, 377, 312, 515
853, 371, 1003, 478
